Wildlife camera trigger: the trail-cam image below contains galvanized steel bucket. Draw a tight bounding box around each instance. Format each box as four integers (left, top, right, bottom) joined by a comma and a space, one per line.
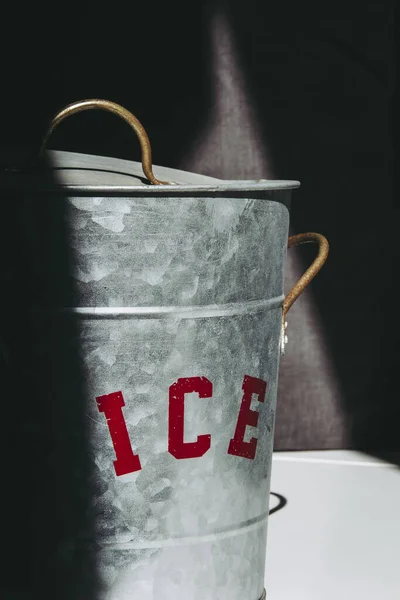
3, 100, 328, 600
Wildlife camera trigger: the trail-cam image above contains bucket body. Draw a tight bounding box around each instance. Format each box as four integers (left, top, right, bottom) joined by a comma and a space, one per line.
66, 184, 292, 600
1, 149, 299, 600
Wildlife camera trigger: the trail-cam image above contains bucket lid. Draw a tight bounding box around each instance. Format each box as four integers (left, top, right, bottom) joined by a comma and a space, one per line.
0, 149, 300, 194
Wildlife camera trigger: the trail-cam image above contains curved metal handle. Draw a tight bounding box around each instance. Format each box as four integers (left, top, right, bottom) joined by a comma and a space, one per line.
37, 99, 168, 185
281, 232, 329, 354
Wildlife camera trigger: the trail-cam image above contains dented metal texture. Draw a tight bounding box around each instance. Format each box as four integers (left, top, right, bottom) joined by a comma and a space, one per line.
3, 150, 299, 600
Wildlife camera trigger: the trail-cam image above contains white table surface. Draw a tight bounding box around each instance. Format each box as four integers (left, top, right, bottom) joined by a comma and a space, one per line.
265, 451, 400, 600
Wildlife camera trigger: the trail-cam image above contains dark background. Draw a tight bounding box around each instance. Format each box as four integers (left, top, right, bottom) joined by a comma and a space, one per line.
0, 1, 398, 597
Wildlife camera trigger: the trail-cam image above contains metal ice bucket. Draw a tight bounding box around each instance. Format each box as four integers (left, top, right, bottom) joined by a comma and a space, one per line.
2, 100, 328, 600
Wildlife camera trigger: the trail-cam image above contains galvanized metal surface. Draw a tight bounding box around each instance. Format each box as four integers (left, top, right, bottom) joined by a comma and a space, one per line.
18, 149, 289, 600
65, 178, 290, 600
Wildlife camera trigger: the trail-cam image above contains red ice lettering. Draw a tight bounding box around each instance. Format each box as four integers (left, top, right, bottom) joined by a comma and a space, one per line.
228, 375, 267, 460
168, 376, 212, 459
96, 391, 142, 476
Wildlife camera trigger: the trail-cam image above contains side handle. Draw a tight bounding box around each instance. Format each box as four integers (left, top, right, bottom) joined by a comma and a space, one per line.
281, 232, 329, 354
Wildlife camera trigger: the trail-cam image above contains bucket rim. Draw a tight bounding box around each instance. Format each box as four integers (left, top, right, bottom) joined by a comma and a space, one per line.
1, 149, 301, 193
40, 181, 301, 193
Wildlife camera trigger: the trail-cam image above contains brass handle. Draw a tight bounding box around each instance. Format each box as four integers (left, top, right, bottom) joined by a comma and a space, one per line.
281, 232, 329, 353
37, 99, 168, 185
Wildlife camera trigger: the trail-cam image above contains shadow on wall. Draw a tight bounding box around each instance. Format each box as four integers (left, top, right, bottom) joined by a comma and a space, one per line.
0, 2, 214, 170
